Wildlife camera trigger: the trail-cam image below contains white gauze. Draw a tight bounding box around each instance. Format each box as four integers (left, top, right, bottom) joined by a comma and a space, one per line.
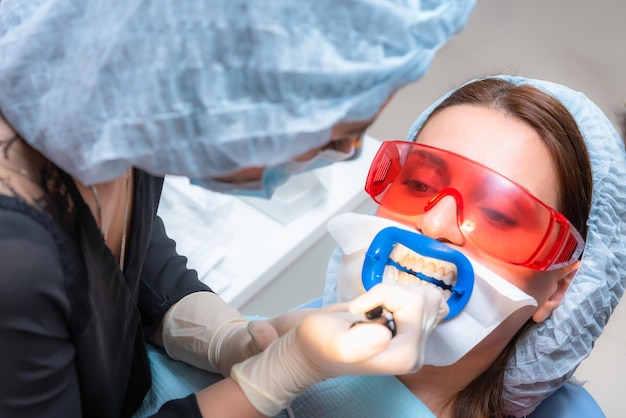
327, 212, 537, 366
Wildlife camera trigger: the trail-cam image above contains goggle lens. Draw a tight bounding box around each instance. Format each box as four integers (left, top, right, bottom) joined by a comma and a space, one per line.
365, 141, 584, 271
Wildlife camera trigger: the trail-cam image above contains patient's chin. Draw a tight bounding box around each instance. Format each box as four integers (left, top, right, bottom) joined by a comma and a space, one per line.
336, 250, 368, 302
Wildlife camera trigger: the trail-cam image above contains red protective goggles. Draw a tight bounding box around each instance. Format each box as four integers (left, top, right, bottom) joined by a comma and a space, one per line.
365, 141, 585, 271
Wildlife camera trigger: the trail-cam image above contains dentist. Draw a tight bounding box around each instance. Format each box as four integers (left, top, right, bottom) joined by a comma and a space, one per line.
0, 0, 475, 417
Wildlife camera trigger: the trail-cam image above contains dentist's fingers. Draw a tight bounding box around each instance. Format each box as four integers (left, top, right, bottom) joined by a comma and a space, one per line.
261, 302, 353, 339
349, 283, 449, 325
247, 321, 279, 351
297, 312, 392, 364
262, 310, 311, 338
342, 283, 449, 374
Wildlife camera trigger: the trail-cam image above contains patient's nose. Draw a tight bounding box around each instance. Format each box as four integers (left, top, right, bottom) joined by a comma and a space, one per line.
414, 194, 465, 245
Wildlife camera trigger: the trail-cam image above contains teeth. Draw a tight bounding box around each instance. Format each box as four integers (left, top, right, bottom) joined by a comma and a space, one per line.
423, 262, 436, 277
441, 270, 455, 286
383, 243, 458, 300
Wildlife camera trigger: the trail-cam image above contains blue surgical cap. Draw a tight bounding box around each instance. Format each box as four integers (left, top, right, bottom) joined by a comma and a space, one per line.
0, 0, 474, 185
407, 75, 626, 417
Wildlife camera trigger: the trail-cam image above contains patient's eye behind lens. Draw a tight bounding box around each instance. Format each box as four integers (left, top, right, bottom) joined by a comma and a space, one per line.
402, 178, 438, 195
400, 156, 449, 197
478, 205, 519, 229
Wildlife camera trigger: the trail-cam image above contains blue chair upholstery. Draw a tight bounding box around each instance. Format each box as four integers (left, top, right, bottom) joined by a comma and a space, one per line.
529, 382, 605, 417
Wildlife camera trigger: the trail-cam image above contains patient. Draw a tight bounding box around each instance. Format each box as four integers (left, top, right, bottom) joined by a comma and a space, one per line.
129, 76, 624, 417
278, 75, 626, 417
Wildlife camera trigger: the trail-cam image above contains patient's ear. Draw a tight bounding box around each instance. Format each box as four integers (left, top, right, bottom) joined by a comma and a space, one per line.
532, 261, 580, 323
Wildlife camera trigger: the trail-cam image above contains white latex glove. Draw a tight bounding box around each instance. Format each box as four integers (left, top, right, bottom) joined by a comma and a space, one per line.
162, 292, 278, 376
230, 283, 448, 416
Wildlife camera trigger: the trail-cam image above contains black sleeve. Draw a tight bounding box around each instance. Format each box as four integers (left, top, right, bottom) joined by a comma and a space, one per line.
138, 215, 213, 337
151, 394, 203, 418
0, 211, 81, 417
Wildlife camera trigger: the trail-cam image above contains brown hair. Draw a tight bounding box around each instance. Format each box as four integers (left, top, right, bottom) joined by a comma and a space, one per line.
416, 78, 593, 417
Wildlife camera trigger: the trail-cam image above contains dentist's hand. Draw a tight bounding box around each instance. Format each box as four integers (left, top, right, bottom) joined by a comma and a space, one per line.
248, 300, 352, 343
160, 291, 355, 378
162, 292, 279, 377
230, 283, 448, 416
343, 283, 449, 374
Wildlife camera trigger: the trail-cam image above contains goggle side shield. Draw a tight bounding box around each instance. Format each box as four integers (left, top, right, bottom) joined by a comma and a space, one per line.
365, 141, 584, 271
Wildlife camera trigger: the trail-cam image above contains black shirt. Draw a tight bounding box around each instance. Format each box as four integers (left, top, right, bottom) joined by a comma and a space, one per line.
0, 169, 210, 417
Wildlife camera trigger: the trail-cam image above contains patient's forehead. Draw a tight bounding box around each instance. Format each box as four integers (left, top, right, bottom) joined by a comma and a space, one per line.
417, 105, 559, 209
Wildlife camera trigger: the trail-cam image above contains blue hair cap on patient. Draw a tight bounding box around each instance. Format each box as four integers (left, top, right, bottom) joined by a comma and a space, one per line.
0, 0, 474, 185
407, 75, 626, 417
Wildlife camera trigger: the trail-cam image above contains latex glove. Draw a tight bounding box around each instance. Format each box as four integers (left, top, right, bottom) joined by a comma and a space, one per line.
161, 292, 346, 376
258, 301, 352, 338
230, 283, 448, 416
162, 292, 278, 376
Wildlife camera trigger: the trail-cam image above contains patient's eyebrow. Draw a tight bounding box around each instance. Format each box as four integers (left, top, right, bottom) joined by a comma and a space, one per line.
407, 149, 449, 170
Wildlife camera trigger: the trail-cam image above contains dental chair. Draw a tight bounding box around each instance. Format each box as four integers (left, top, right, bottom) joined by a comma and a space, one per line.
529, 382, 605, 418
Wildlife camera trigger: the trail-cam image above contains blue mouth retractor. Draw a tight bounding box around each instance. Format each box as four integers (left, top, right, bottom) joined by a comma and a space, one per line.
361, 227, 474, 319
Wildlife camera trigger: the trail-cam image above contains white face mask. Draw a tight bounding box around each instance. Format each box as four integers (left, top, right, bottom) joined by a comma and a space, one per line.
327, 212, 538, 366
192, 147, 353, 198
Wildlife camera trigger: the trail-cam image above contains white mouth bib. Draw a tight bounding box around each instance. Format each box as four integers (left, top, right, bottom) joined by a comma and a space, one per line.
327, 212, 537, 366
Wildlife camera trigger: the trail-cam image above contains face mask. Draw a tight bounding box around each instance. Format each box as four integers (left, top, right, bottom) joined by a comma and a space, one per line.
192, 147, 353, 198
327, 212, 538, 366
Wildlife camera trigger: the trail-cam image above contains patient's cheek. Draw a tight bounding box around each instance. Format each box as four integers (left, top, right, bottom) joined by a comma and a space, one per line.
495, 267, 552, 305
336, 250, 368, 302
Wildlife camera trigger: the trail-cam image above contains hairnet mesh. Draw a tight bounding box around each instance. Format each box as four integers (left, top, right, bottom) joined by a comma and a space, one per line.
407, 75, 626, 417
0, 0, 474, 185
